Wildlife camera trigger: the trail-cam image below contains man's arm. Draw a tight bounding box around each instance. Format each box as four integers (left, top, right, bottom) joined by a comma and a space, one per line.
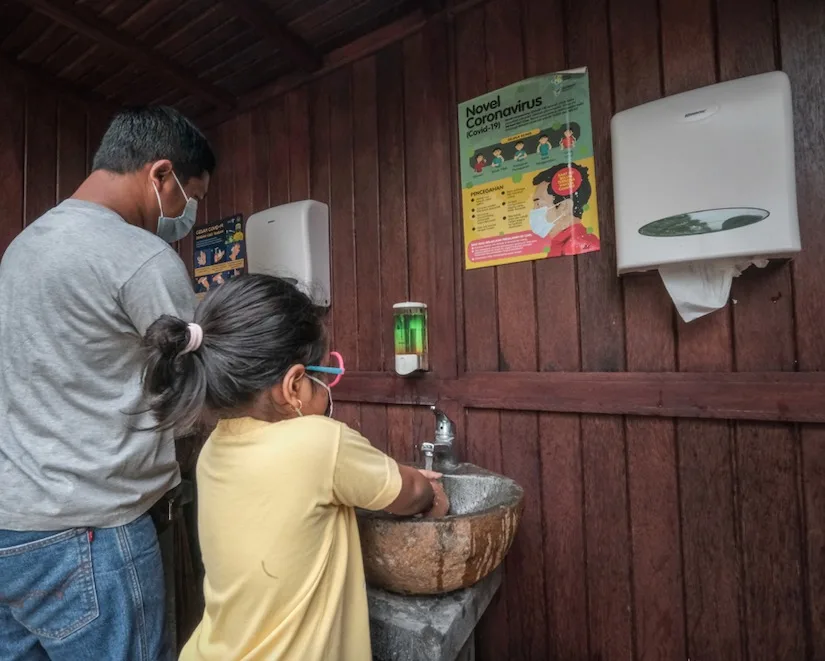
118, 248, 196, 335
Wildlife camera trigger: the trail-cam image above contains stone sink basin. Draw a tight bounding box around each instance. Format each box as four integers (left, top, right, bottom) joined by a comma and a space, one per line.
356, 464, 524, 595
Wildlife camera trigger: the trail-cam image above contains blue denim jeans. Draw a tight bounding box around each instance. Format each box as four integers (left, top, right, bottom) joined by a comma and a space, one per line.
0, 513, 172, 661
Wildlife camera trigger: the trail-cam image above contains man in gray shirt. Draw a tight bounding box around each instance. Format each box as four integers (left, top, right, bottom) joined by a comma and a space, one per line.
0, 107, 214, 660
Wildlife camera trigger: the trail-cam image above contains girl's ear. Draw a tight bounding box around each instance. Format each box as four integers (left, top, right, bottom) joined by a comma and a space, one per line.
278, 364, 306, 412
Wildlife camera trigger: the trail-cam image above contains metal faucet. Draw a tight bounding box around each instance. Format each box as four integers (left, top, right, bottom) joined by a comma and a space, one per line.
419, 406, 458, 473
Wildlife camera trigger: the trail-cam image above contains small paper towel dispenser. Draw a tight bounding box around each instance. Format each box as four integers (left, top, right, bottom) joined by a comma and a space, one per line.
611, 72, 801, 320
246, 200, 331, 307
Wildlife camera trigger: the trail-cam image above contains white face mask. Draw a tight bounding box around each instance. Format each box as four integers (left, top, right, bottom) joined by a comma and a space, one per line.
154, 171, 198, 243
306, 374, 333, 418
529, 206, 556, 238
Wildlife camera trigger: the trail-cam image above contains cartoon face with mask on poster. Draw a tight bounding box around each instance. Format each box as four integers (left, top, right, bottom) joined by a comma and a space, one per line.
529, 162, 601, 257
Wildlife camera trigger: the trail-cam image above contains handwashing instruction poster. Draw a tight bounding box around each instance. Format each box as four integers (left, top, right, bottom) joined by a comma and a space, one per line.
458, 68, 601, 269
193, 214, 245, 299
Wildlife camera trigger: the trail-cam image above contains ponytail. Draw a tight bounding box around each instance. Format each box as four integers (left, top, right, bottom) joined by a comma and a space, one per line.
141, 274, 328, 434
142, 315, 208, 433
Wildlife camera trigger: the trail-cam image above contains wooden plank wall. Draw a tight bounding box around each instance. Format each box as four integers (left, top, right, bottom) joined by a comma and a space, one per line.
0, 76, 112, 255
193, 0, 825, 659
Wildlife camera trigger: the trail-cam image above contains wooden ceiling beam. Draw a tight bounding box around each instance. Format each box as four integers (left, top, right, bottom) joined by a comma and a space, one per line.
420, 0, 447, 15
10, 0, 236, 110
200, 0, 493, 127
0, 50, 118, 113
217, 0, 321, 72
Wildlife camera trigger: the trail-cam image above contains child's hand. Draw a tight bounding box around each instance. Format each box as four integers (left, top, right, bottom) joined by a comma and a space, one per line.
424, 479, 449, 518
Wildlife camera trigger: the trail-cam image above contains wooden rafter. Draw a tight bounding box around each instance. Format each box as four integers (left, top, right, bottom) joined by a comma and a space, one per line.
11, 0, 236, 110
216, 0, 321, 72
420, 0, 446, 15
0, 50, 118, 113
199, 0, 493, 127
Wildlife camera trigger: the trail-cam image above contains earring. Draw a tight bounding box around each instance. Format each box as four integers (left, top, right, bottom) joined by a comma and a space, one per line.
294, 400, 303, 417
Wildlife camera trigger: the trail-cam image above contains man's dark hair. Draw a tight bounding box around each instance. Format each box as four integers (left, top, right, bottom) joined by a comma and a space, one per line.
532, 162, 592, 219
92, 106, 216, 182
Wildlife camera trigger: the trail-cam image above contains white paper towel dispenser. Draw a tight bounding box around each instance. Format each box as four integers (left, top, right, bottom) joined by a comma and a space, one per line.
246, 200, 331, 307
611, 71, 800, 321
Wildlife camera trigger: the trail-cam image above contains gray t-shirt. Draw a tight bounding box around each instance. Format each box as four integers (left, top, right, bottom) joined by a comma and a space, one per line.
0, 199, 196, 530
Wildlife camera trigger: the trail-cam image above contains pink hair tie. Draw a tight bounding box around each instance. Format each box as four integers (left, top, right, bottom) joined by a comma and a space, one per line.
180, 323, 203, 355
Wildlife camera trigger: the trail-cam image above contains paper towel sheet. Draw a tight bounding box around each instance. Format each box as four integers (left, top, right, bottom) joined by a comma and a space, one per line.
659, 259, 769, 323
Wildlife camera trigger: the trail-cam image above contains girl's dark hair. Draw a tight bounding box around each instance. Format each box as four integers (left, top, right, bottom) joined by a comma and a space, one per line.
143, 274, 328, 432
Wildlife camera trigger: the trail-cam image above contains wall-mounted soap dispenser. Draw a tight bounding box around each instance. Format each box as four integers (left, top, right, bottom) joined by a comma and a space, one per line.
393, 302, 428, 376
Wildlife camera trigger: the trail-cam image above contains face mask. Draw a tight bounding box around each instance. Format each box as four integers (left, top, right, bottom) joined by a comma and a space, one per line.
154, 172, 198, 243
307, 374, 333, 418
529, 206, 556, 238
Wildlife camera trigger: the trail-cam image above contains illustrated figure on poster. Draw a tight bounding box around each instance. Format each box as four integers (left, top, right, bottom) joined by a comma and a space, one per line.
196, 250, 208, 267
197, 276, 210, 292
231, 219, 244, 243
491, 148, 504, 168
513, 141, 527, 161
529, 162, 600, 257
558, 122, 580, 151
473, 153, 487, 173
230, 242, 243, 262
212, 273, 225, 287
536, 134, 552, 159
214, 247, 226, 263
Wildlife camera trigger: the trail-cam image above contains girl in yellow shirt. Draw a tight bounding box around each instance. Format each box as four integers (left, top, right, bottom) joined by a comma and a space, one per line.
141, 275, 446, 661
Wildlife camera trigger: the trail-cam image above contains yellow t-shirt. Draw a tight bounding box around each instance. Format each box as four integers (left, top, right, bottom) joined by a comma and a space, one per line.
180, 416, 402, 661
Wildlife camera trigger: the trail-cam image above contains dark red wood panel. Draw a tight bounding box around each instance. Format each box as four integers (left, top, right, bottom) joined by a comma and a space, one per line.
86, 105, 112, 174
57, 99, 88, 202
232, 113, 254, 220
452, 9, 507, 658
217, 121, 235, 219
352, 56, 382, 372
287, 89, 311, 202
777, 0, 825, 656
521, 1, 589, 651
538, 412, 587, 658
326, 70, 360, 431
523, 0, 579, 375
715, 2, 807, 659
581, 416, 633, 661
567, 0, 624, 374
0, 77, 25, 257
203, 127, 222, 224
266, 97, 290, 207
481, 2, 546, 659
360, 403, 388, 453
24, 86, 58, 225
610, 1, 687, 660
455, 7, 499, 376
420, 21, 457, 380
376, 42, 409, 373
736, 423, 806, 661
400, 23, 450, 482
309, 78, 332, 341
351, 55, 387, 445
250, 106, 270, 213
565, 0, 633, 658
376, 42, 412, 461
659, 3, 746, 659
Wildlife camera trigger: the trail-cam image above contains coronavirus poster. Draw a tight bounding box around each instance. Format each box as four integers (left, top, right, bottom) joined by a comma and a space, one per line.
193, 214, 245, 299
458, 68, 601, 269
